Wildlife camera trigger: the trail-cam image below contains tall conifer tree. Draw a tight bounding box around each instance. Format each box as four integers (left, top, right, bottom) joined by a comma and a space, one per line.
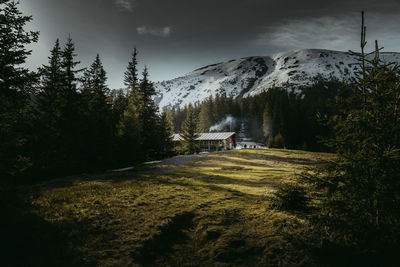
124, 47, 138, 91
181, 106, 199, 154
301, 12, 400, 260
117, 91, 142, 162
158, 110, 174, 157
62, 36, 82, 94
81, 54, 113, 167
60, 36, 84, 170
137, 66, 159, 159
199, 96, 215, 132
116, 47, 139, 135
0, 0, 39, 179
35, 39, 66, 172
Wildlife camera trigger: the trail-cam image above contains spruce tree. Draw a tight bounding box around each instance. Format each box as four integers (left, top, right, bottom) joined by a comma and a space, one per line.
82, 54, 109, 97
181, 106, 199, 154
114, 49, 141, 162
158, 110, 174, 157
124, 47, 138, 91
36, 39, 64, 115
81, 54, 113, 167
301, 12, 400, 261
62, 37, 82, 92
117, 91, 142, 162
199, 96, 215, 132
0, 0, 39, 179
60, 36, 85, 171
34, 39, 65, 172
112, 89, 129, 127
137, 66, 159, 159
35, 37, 84, 174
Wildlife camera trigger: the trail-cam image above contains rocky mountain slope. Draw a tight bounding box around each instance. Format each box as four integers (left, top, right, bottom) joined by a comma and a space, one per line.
154, 49, 400, 109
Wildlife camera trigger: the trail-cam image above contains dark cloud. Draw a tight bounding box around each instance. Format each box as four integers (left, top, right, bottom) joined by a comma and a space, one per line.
114, 0, 137, 11
137, 26, 171, 37
19, 0, 400, 88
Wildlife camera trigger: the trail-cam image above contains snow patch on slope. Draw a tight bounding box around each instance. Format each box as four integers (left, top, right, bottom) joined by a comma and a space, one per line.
154, 49, 400, 109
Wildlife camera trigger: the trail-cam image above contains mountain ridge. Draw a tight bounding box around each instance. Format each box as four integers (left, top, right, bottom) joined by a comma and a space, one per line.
154, 49, 400, 109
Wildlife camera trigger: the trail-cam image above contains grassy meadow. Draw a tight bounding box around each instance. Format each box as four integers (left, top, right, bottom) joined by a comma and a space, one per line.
3, 149, 331, 266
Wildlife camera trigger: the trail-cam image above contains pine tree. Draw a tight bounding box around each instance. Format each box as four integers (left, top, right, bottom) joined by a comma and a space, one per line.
198, 96, 215, 132
181, 106, 199, 154
36, 39, 64, 112
82, 54, 109, 97
62, 37, 82, 92
0, 0, 39, 179
81, 54, 113, 167
59, 36, 85, 171
158, 110, 174, 157
301, 12, 400, 261
112, 89, 129, 126
117, 91, 142, 162
0, 0, 38, 94
137, 66, 156, 98
34, 39, 66, 172
113, 49, 142, 163
35, 37, 85, 174
124, 47, 139, 92
136, 66, 159, 159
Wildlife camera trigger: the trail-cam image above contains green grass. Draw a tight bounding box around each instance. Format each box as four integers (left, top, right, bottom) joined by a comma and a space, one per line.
9, 149, 330, 266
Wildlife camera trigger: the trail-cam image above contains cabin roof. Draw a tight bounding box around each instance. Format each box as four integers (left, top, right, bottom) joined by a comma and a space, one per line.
172, 132, 235, 142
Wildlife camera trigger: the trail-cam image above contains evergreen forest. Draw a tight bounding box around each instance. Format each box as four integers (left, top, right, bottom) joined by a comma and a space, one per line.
1, 1, 399, 265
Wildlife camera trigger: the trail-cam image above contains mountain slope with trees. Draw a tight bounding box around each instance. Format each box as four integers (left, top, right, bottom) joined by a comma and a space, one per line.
155, 49, 400, 110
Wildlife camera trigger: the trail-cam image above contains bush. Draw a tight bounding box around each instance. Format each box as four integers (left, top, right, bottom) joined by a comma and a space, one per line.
268, 182, 309, 211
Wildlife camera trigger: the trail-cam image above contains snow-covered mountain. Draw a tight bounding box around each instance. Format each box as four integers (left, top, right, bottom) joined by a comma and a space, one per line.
154, 49, 400, 109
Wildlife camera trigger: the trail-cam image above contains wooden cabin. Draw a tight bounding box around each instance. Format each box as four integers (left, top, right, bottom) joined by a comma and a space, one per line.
172, 132, 236, 152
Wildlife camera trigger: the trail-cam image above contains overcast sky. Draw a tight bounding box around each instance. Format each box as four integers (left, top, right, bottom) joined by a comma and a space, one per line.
19, 0, 400, 89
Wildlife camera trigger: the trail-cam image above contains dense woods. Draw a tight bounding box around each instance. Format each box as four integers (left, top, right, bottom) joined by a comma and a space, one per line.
170, 78, 342, 152
1, 0, 173, 182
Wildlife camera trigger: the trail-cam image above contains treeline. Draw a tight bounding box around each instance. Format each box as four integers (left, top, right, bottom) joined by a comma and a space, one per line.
1, 1, 173, 182
170, 78, 342, 151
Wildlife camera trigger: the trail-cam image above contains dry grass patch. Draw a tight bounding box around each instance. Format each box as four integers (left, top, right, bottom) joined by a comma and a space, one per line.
18, 148, 329, 266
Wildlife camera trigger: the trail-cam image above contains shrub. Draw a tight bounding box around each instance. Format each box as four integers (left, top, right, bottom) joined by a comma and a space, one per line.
268, 182, 309, 212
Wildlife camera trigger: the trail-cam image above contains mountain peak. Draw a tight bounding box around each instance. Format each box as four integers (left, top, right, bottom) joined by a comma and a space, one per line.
155, 49, 400, 109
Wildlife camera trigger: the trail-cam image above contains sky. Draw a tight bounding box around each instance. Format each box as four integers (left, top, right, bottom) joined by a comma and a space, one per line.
19, 0, 400, 89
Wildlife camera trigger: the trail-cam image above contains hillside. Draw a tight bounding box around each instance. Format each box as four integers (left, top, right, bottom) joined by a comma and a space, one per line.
155, 49, 400, 109
4, 149, 331, 266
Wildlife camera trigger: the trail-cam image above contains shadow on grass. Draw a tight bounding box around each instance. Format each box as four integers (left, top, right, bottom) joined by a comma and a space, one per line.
0, 186, 85, 267
132, 211, 196, 266
186, 172, 282, 188
153, 174, 262, 203
28, 150, 315, 192
309, 240, 400, 267
235, 151, 318, 166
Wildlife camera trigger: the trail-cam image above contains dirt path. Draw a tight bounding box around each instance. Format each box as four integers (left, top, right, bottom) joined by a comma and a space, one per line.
139, 153, 209, 173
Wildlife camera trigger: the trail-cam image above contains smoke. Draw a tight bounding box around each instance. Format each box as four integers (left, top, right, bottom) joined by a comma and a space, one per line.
209, 116, 236, 132
263, 114, 273, 138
